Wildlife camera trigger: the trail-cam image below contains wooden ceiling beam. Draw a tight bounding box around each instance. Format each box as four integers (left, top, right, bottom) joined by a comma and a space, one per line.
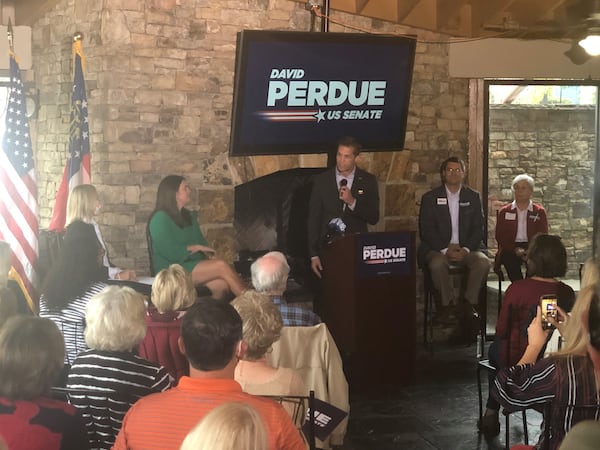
328, 0, 361, 15
402, 0, 437, 31
286, 0, 580, 38
480, 0, 518, 25
358, 0, 421, 23
437, 0, 469, 29
354, 0, 370, 13
507, 0, 569, 27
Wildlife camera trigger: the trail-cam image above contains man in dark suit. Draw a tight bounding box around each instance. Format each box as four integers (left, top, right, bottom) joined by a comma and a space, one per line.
418, 157, 490, 311
308, 136, 380, 278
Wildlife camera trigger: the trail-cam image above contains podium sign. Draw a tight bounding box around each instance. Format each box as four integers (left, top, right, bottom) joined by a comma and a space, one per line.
357, 232, 412, 277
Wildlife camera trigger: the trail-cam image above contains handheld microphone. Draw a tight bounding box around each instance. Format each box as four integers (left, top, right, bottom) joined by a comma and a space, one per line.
339, 179, 348, 210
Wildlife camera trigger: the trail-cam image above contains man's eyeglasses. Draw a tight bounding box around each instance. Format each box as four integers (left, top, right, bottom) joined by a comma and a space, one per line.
445, 168, 463, 174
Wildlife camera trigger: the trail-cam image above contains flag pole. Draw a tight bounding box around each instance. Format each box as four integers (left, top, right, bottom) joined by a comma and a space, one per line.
7, 18, 14, 53
73, 31, 84, 69
48, 30, 91, 231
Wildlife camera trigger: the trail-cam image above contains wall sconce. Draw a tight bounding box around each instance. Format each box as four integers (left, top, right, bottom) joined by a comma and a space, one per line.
24, 85, 39, 119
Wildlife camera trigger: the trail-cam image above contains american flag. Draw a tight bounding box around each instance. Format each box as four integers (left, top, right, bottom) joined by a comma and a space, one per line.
0, 54, 38, 308
48, 40, 91, 231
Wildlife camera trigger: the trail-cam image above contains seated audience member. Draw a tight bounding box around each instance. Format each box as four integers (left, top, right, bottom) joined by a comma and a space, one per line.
113, 298, 306, 450
0, 316, 89, 450
139, 264, 196, 382
148, 175, 246, 300
559, 420, 600, 450
39, 221, 108, 365
180, 402, 268, 450
0, 287, 19, 329
491, 285, 600, 450
251, 251, 321, 326
232, 290, 306, 399
0, 240, 33, 314
417, 157, 490, 320
67, 184, 136, 281
495, 174, 548, 282
555, 258, 600, 349
479, 234, 575, 437
67, 285, 171, 449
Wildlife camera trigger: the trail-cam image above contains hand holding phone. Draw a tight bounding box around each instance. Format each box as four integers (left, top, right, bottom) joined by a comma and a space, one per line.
540, 295, 558, 330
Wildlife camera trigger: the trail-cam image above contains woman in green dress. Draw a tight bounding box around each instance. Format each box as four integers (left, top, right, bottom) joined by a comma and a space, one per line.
148, 175, 246, 300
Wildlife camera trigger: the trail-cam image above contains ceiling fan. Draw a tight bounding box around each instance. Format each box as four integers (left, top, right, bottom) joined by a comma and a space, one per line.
483, 0, 600, 64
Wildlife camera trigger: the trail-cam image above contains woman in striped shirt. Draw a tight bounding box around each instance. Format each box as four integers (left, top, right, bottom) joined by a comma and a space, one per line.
39, 221, 108, 366
492, 272, 600, 450
67, 285, 171, 450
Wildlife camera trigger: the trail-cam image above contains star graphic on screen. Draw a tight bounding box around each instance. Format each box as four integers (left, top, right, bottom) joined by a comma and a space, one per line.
314, 109, 326, 123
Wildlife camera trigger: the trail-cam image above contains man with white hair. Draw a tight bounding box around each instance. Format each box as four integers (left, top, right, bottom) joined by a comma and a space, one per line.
251, 251, 321, 326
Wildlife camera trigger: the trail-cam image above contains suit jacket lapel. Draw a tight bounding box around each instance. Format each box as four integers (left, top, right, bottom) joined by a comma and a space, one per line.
329, 169, 344, 214
437, 185, 452, 231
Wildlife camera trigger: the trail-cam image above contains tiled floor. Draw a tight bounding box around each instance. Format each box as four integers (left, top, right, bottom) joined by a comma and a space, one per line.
341, 341, 543, 450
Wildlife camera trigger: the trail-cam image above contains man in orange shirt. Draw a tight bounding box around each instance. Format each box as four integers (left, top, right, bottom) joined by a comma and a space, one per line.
112, 298, 306, 450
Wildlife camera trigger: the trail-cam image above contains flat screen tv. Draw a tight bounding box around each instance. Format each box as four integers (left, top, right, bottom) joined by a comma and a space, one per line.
229, 30, 416, 156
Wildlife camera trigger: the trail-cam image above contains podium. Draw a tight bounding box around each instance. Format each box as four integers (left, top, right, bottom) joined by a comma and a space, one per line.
319, 231, 416, 392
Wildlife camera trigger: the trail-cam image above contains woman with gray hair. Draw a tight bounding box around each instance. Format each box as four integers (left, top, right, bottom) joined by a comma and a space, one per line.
67, 285, 171, 449
495, 173, 548, 281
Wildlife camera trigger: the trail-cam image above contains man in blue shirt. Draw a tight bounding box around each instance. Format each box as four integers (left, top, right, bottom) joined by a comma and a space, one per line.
251, 251, 321, 326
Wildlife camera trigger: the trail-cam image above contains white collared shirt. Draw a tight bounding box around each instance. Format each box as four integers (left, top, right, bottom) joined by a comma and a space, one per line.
511, 200, 533, 243
446, 186, 461, 244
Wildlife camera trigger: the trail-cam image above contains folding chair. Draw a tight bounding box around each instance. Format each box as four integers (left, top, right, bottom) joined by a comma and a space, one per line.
261, 391, 317, 450
423, 264, 488, 345
476, 359, 528, 449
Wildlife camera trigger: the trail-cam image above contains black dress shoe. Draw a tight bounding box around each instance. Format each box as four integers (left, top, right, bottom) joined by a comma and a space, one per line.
477, 414, 500, 437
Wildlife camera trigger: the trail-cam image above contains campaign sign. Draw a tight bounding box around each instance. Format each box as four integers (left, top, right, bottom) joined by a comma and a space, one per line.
357, 232, 412, 277
230, 30, 416, 156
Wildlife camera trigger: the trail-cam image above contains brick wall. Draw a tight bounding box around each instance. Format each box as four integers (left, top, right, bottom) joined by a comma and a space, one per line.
488, 105, 595, 278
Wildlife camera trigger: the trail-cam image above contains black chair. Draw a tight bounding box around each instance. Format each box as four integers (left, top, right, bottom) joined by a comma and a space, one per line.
261, 391, 317, 450
38, 228, 65, 287
145, 215, 157, 277
476, 359, 528, 449
477, 302, 536, 449
423, 264, 488, 345
492, 264, 505, 316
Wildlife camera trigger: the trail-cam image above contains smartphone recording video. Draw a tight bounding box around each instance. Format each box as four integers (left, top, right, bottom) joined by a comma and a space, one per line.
540, 295, 558, 330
